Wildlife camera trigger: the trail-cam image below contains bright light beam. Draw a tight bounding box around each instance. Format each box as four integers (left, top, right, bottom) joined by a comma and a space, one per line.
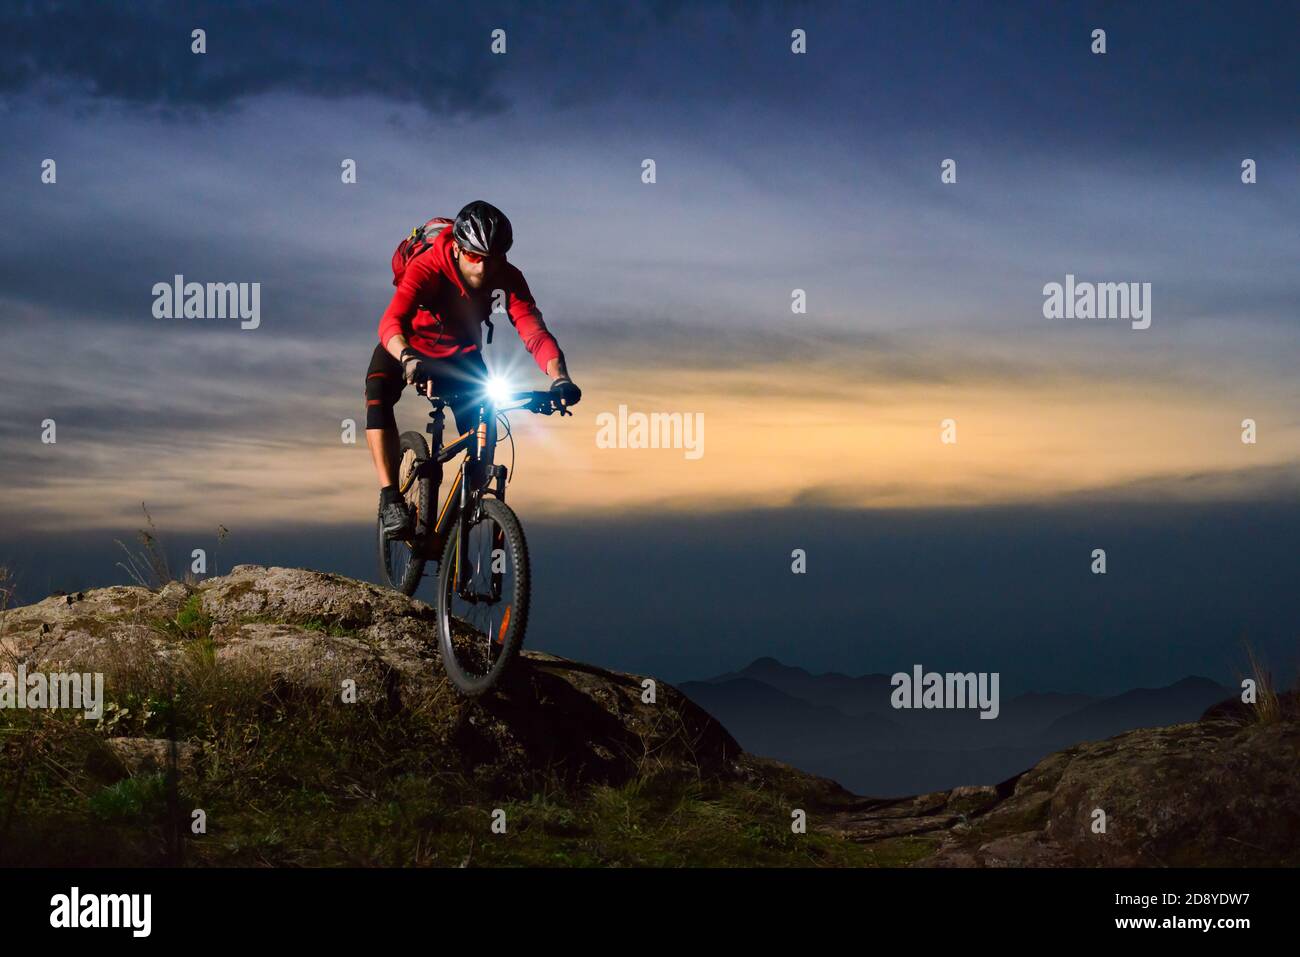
486, 375, 515, 406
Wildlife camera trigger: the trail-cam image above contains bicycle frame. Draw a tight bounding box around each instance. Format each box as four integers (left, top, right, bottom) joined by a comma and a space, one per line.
420, 396, 508, 595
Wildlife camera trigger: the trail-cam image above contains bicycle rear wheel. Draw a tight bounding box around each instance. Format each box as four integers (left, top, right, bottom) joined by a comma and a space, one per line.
377, 431, 431, 596
436, 497, 530, 695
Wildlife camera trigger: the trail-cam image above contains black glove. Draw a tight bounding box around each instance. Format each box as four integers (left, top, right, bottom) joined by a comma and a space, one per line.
399, 348, 424, 386
551, 376, 582, 408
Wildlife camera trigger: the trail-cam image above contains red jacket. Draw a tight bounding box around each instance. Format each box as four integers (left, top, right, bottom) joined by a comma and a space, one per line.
378, 226, 561, 372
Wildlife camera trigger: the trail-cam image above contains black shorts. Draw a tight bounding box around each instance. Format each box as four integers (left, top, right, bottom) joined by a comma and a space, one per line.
364, 344, 488, 434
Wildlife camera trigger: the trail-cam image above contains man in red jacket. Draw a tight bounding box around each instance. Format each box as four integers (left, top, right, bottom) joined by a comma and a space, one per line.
366, 200, 581, 535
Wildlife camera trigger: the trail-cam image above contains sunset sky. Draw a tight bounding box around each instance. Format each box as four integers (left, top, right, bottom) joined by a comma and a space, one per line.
1, 1, 1296, 690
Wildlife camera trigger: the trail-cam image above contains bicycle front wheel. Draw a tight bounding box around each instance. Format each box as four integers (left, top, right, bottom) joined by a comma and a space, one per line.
436, 497, 530, 696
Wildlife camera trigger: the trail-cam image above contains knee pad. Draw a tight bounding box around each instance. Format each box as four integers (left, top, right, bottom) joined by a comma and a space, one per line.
365, 371, 398, 431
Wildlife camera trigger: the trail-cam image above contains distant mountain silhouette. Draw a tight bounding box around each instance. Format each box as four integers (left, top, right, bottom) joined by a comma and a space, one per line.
1040, 676, 1234, 748
696, 658, 1099, 748
707, 657, 899, 712
706, 657, 897, 719
682, 658, 1234, 796
677, 677, 898, 761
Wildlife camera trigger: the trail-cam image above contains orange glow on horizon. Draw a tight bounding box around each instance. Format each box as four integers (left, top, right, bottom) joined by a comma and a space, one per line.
5, 359, 1298, 534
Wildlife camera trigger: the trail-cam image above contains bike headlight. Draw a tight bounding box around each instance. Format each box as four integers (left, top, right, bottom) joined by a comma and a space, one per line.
486, 375, 513, 406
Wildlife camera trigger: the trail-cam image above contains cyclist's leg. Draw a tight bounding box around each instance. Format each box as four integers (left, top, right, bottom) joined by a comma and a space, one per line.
364, 344, 405, 487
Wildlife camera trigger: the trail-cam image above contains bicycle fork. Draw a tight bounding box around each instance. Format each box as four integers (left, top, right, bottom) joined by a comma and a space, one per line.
454, 418, 509, 601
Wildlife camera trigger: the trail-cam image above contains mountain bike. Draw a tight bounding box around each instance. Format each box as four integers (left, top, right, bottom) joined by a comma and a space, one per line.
377, 375, 571, 695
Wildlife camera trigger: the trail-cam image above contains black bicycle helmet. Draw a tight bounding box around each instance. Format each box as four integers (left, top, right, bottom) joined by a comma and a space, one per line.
452, 200, 513, 256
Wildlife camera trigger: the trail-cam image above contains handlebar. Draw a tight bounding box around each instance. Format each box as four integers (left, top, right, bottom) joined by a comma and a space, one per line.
513, 390, 573, 417
410, 377, 572, 417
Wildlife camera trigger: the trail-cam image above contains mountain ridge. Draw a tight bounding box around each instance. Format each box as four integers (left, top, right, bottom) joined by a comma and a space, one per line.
682, 655, 1235, 795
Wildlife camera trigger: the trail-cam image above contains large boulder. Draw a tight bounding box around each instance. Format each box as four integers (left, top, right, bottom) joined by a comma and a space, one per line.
0, 565, 743, 791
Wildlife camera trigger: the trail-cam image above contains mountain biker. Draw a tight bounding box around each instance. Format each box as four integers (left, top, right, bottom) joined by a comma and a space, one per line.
366, 200, 581, 536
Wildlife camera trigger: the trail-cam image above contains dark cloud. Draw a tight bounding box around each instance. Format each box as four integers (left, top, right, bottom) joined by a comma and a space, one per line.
1, 0, 510, 117
2, 1, 1296, 149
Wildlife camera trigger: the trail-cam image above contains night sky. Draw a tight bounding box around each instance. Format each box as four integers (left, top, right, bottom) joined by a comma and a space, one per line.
1, 1, 1296, 693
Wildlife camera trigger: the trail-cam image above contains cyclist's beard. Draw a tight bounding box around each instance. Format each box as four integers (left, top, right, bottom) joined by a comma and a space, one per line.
456, 256, 492, 293
465, 273, 499, 298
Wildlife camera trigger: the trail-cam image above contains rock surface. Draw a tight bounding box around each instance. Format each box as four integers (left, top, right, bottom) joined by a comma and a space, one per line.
815, 694, 1300, 866
0, 565, 744, 791
3, 565, 1296, 866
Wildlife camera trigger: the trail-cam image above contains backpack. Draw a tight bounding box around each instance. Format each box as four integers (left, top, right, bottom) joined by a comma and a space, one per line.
388, 215, 497, 343
391, 216, 454, 286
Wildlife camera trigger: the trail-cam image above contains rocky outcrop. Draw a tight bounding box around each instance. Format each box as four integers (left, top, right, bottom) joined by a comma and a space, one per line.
816, 693, 1300, 866
3, 565, 1295, 866
0, 565, 743, 791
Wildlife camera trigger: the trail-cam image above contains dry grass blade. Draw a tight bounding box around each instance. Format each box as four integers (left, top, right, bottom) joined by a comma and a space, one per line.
114, 503, 173, 591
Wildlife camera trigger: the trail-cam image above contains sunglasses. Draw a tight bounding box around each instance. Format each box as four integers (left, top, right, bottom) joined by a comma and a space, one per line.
458, 248, 503, 265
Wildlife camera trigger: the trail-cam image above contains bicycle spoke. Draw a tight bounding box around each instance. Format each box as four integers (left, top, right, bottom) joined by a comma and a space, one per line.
443, 511, 517, 680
